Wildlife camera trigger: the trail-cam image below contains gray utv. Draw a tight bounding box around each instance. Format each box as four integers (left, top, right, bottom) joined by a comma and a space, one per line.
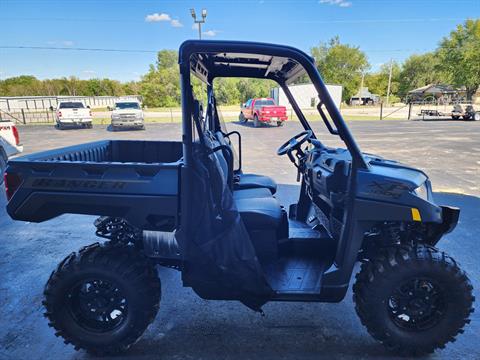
4, 40, 474, 356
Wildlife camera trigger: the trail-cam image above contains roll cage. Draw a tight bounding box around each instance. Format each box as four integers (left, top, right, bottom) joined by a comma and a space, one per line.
178, 40, 368, 169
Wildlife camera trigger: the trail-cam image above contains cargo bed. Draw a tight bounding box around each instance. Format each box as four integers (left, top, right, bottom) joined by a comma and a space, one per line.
5, 140, 183, 230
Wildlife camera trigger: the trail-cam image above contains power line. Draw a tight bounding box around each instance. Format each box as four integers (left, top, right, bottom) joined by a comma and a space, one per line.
0, 46, 157, 53
0, 45, 434, 54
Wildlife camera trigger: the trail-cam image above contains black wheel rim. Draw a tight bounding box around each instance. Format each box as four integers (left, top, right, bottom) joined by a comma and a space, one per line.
388, 277, 446, 331
67, 278, 128, 333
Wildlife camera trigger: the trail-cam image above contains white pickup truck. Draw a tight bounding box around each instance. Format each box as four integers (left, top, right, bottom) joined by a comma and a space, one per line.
54, 101, 93, 129
0, 120, 23, 184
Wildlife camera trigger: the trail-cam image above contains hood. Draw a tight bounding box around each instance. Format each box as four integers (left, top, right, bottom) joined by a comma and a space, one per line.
356, 152, 429, 203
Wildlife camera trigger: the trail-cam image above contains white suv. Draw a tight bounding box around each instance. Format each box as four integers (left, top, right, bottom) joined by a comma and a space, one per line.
111, 101, 145, 131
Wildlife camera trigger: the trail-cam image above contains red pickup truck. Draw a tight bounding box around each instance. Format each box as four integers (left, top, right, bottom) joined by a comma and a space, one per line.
239, 98, 288, 127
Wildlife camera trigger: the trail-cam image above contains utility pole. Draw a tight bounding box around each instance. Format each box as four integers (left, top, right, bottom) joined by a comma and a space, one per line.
386, 58, 393, 105
190, 8, 207, 40
360, 71, 365, 103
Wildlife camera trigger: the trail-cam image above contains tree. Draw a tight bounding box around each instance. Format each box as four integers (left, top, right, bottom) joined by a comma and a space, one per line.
437, 19, 480, 100
311, 37, 369, 102
214, 78, 240, 105
397, 53, 444, 98
156, 50, 178, 70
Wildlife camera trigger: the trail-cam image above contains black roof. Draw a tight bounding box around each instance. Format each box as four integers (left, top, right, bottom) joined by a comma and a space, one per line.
179, 40, 313, 84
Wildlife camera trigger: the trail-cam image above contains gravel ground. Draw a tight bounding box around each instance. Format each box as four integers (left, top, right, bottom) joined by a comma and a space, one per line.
0, 119, 479, 359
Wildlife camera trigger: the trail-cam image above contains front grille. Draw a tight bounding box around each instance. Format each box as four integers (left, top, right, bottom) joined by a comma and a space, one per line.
119, 114, 136, 119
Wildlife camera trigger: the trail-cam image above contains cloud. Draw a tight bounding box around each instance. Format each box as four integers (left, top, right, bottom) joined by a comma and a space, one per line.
192, 24, 220, 37
202, 30, 218, 37
62, 40, 74, 46
170, 19, 183, 27
146, 13, 183, 27
319, 0, 352, 7
145, 13, 171, 22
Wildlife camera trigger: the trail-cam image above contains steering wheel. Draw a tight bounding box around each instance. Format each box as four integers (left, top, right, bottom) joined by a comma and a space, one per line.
277, 130, 313, 156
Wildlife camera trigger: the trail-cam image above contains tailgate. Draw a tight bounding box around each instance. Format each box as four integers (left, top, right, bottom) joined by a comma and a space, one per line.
262, 106, 286, 116
62, 109, 90, 119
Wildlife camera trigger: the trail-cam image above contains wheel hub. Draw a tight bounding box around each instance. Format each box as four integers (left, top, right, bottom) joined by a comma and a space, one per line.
388, 278, 446, 331
68, 278, 128, 332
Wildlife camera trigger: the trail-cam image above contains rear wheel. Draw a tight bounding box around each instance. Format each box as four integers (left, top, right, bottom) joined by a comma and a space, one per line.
473, 112, 480, 121
452, 115, 460, 120
463, 115, 471, 120
253, 114, 260, 128
353, 244, 474, 356
43, 243, 161, 355
277, 121, 283, 127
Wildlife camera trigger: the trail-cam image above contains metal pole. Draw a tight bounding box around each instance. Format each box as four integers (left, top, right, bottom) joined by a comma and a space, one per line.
198, 23, 202, 40
386, 59, 393, 105
380, 102, 383, 120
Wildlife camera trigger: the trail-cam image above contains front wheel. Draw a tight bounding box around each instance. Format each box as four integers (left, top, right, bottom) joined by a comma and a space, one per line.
353, 244, 474, 356
473, 112, 480, 121
43, 243, 161, 355
239, 112, 247, 123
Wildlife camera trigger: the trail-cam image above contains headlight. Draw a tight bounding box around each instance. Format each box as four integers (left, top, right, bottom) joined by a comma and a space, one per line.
413, 182, 429, 200
136, 113, 143, 119
112, 114, 120, 120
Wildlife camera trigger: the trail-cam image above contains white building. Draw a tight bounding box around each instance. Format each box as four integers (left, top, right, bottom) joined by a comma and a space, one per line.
270, 83, 343, 110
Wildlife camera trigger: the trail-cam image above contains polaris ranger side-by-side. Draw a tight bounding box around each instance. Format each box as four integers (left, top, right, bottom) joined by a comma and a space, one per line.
4, 41, 474, 356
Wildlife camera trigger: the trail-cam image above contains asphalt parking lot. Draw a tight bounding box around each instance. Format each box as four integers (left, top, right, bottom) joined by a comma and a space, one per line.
0, 120, 479, 359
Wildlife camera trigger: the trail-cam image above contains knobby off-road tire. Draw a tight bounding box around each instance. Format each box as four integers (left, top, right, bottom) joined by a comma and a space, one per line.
43, 243, 161, 355
353, 244, 474, 356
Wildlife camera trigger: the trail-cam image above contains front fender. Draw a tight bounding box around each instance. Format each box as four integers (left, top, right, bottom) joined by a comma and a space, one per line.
428, 206, 460, 245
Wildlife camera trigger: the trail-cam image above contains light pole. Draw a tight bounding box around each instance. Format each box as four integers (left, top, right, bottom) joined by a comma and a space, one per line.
190, 8, 207, 40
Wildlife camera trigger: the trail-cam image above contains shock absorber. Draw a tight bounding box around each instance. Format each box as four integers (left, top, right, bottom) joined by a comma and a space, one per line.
383, 222, 402, 245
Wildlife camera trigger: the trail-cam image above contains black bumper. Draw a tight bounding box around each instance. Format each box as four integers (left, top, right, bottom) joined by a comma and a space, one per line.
440, 206, 460, 234
429, 206, 460, 245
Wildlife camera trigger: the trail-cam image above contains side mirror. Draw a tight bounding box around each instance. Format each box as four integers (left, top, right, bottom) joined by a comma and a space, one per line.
107, 106, 112, 111
49, 106, 55, 111
241, 103, 246, 108
86, 105, 91, 109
